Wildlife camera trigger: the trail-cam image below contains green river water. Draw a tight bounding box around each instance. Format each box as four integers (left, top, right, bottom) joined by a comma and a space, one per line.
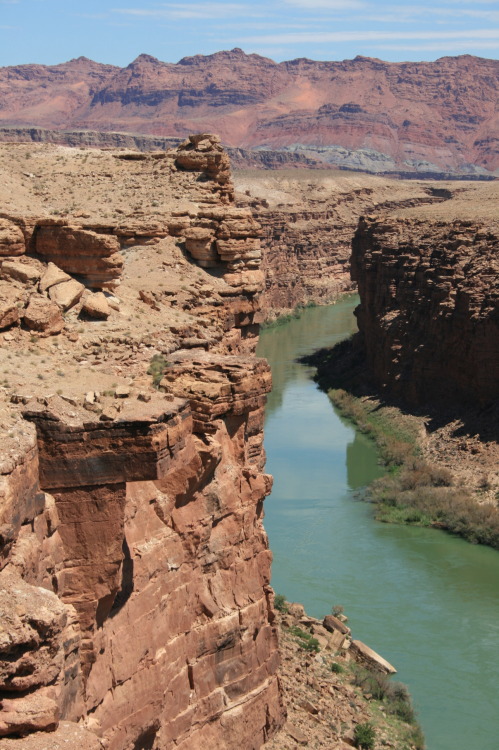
257, 296, 499, 750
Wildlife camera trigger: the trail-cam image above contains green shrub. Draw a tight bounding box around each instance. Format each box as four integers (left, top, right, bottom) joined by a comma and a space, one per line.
354, 722, 376, 749
274, 594, 288, 613
147, 354, 169, 388
330, 661, 344, 674
288, 626, 320, 653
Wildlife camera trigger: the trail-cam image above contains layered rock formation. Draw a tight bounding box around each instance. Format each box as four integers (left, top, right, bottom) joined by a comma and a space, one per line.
0, 51, 498, 175
234, 170, 448, 318
351, 193, 499, 409
0, 137, 284, 748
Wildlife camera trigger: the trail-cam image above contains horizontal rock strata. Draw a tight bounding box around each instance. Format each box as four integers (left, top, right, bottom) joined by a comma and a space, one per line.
352, 215, 499, 408
0, 51, 499, 175
0, 137, 284, 749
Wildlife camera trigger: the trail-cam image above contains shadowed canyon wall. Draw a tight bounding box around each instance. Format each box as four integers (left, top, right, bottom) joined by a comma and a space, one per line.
351, 208, 499, 410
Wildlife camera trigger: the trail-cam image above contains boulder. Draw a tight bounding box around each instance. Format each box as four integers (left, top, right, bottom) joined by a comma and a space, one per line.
81, 291, 111, 319
39, 262, 71, 293
0, 285, 22, 329
1, 260, 40, 284
0, 218, 25, 256
0, 694, 59, 737
323, 615, 351, 636
48, 278, 85, 310
349, 640, 397, 674
23, 294, 64, 335
285, 722, 309, 745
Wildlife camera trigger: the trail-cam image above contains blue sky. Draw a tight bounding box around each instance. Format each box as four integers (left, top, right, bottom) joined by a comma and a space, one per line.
1, 0, 499, 67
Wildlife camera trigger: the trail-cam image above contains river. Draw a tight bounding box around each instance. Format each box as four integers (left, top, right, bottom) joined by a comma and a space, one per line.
257, 296, 499, 750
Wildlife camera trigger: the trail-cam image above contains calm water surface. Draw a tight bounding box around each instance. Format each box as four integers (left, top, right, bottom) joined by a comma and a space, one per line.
257, 297, 499, 750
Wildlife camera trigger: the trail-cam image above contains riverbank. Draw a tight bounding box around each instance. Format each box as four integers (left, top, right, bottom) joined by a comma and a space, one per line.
302, 336, 499, 550
267, 598, 425, 750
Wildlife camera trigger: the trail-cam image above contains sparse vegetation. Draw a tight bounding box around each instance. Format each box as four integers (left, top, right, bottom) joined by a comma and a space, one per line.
330, 661, 344, 674
274, 594, 288, 613
288, 625, 320, 653
147, 354, 169, 388
327, 387, 499, 549
354, 722, 376, 749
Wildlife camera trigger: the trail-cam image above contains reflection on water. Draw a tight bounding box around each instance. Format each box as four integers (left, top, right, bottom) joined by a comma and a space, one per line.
257, 300, 499, 750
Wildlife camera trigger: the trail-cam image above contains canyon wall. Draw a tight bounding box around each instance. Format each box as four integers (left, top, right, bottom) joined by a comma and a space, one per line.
0, 51, 498, 175
0, 136, 284, 748
234, 170, 445, 318
351, 193, 499, 410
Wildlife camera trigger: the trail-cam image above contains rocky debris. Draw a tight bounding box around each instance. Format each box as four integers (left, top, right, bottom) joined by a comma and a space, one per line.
352, 215, 499, 408
0, 285, 22, 330
266, 603, 410, 750
23, 294, 64, 335
81, 291, 111, 319
0, 219, 25, 257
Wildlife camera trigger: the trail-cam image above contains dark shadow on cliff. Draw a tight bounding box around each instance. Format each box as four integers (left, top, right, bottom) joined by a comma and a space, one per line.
300, 334, 499, 444
109, 537, 134, 617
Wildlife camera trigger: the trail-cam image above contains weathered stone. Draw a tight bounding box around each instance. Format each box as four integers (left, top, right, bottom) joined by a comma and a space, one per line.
286, 722, 309, 745
81, 291, 111, 319
49, 278, 85, 310
0, 286, 21, 330
323, 615, 351, 636
0, 218, 25, 257
1, 260, 41, 284
36, 225, 123, 289
349, 640, 397, 674
39, 261, 72, 293
0, 693, 59, 737
23, 294, 64, 335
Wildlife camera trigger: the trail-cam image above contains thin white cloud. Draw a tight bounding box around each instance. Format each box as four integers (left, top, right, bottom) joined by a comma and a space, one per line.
239, 28, 499, 44
282, 0, 367, 8
112, 3, 263, 20
379, 40, 499, 51
365, 4, 499, 22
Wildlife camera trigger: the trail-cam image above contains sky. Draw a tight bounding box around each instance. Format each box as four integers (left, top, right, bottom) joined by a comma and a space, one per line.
1, 0, 499, 68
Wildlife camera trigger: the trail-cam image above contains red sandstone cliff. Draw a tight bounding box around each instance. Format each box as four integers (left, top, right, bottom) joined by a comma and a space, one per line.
0, 136, 284, 748
0, 50, 498, 176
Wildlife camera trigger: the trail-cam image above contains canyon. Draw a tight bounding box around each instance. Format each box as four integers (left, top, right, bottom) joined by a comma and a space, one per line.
0, 124, 497, 749
1, 50, 499, 176
0, 138, 426, 749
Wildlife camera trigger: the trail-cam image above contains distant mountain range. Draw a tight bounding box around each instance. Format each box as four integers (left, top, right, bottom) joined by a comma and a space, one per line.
1, 48, 498, 176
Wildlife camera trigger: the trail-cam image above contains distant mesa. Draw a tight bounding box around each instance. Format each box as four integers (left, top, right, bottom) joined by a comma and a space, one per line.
0, 49, 498, 176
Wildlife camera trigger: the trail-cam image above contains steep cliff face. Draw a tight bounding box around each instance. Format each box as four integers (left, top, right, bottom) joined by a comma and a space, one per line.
0, 137, 284, 748
351, 194, 499, 409
234, 169, 446, 318
0, 51, 498, 175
